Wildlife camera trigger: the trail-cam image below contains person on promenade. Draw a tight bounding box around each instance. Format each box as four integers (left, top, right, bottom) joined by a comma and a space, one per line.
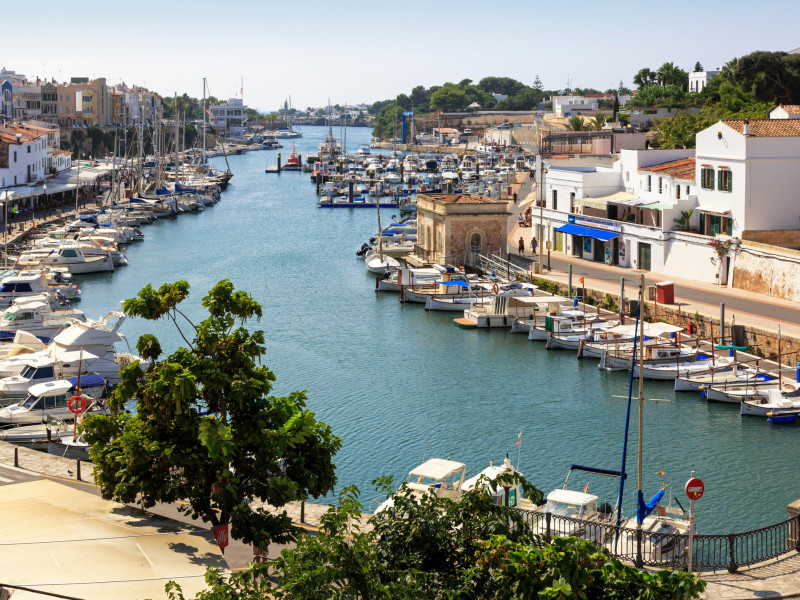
518, 236, 525, 255
531, 237, 538, 254
518, 213, 524, 227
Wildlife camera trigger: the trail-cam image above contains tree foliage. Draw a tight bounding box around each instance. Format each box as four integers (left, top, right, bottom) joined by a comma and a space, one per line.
165, 476, 705, 600
652, 102, 771, 149
82, 280, 341, 550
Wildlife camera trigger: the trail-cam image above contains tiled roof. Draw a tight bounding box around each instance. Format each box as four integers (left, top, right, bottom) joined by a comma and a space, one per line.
585, 93, 613, 99
52, 148, 70, 155
723, 119, 800, 137
423, 193, 500, 204
0, 129, 36, 144
778, 105, 800, 114
639, 157, 696, 181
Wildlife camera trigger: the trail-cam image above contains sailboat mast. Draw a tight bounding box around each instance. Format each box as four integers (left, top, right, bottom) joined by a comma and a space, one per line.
202, 78, 207, 164
174, 92, 179, 186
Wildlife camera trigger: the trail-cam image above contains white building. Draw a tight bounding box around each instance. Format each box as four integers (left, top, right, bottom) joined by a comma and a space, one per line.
769, 105, 800, 119
211, 98, 245, 138
689, 69, 720, 93
552, 95, 599, 117
0, 126, 49, 188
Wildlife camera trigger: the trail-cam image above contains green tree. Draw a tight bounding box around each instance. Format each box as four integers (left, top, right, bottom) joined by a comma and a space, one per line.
567, 115, 586, 131
694, 61, 704, 72
165, 477, 705, 600
477, 76, 527, 97
734, 50, 800, 104
82, 280, 341, 553
395, 93, 412, 111
633, 67, 657, 87
590, 114, 608, 130
409, 85, 429, 112
430, 84, 468, 112
371, 103, 404, 140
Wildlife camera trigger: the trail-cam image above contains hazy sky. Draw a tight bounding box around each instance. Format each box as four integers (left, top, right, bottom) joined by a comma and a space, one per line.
6, 0, 799, 111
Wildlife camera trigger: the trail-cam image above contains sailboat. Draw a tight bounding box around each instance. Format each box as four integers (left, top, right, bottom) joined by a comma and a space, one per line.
365, 187, 399, 275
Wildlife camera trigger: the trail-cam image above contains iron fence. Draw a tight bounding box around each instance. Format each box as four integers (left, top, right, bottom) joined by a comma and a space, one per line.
516, 509, 800, 573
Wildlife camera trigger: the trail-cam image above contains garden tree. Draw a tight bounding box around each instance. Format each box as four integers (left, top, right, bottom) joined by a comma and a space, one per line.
164, 476, 705, 600
369, 98, 394, 115
590, 114, 608, 131
82, 280, 341, 552
632, 83, 686, 107
567, 115, 586, 131
694, 61, 704, 72
657, 62, 689, 90
734, 50, 800, 104
496, 87, 542, 111
651, 101, 771, 149
532, 74, 544, 94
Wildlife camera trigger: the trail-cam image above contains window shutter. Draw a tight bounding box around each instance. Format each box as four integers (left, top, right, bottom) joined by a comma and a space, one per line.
727, 170, 732, 192
717, 169, 722, 190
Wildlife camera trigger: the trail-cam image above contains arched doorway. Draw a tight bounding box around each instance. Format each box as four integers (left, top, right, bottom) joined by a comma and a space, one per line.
470, 233, 482, 255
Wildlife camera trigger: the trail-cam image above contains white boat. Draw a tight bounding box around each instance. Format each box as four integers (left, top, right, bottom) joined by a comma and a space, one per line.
425, 295, 491, 311
741, 388, 800, 417
376, 267, 440, 292
0, 273, 79, 306
458, 286, 539, 328
0, 419, 73, 449
704, 380, 798, 403
529, 310, 599, 342
365, 252, 400, 276
0, 377, 106, 426
599, 344, 698, 372
0, 295, 85, 342
674, 364, 762, 392
545, 321, 619, 351
0, 354, 105, 401
632, 356, 734, 381
18, 244, 114, 274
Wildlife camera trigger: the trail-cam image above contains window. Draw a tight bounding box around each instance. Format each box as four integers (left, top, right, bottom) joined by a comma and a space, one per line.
676, 185, 681, 199
646, 175, 651, 192
13, 151, 16, 162
27, 146, 30, 153
718, 169, 732, 192
626, 171, 630, 182
552, 189, 558, 210
34, 366, 54, 379
658, 177, 662, 193
61, 249, 78, 258
701, 167, 714, 189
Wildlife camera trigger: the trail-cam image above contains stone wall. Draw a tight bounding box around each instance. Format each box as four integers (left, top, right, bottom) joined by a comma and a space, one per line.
742, 230, 800, 250
732, 241, 800, 302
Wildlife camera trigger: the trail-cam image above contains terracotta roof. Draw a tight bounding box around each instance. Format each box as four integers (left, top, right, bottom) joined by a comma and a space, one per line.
0, 129, 36, 144
639, 157, 696, 181
585, 93, 613, 99
52, 148, 70, 155
778, 105, 800, 115
723, 119, 800, 137
423, 193, 500, 204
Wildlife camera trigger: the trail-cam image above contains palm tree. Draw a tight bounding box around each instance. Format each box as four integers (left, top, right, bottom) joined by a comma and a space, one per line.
567, 115, 585, 131
633, 68, 654, 88
657, 62, 678, 86
590, 114, 607, 131
719, 58, 739, 83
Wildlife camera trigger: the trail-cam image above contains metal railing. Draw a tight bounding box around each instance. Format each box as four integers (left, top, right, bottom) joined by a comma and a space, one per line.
516, 509, 800, 573
467, 251, 532, 280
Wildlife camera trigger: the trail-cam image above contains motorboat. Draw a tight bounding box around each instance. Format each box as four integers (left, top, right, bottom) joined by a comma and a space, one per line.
365, 252, 400, 276
282, 145, 302, 171
375, 267, 440, 292
632, 356, 735, 381
741, 388, 800, 417
0, 272, 79, 306
18, 244, 114, 274
599, 343, 699, 372
0, 295, 85, 342
674, 363, 764, 392
0, 355, 105, 401
0, 376, 107, 426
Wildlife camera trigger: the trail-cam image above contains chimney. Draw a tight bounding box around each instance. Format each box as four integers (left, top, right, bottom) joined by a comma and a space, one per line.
743, 119, 750, 136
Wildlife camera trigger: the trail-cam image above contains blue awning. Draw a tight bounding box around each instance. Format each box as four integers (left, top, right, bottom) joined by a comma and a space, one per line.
435, 280, 470, 286
67, 373, 106, 390
555, 223, 586, 235
580, 227, 619, 242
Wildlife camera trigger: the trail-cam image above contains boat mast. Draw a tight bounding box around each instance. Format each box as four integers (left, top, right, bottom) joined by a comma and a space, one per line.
635, 273, 645, 556
174, 92, 180, 187
202, 77, 207, 165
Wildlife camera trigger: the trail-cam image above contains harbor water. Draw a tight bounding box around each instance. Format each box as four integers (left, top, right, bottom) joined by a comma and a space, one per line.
74, 126, 796, 533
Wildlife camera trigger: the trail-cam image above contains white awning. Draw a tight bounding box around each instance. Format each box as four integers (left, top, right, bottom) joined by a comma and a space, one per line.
409, 458, 466, 481
606, 322, 683, 336
574, 191, 639, 210
696, 205, 730, 216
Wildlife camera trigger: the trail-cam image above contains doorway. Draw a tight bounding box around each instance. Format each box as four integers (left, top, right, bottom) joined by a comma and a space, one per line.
638, 242, 651, 271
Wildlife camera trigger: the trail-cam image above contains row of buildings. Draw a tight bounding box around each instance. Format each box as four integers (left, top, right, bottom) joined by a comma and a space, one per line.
411, 105, 800, 299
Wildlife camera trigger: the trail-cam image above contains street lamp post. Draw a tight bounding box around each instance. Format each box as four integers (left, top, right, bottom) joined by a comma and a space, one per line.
539, 164, 547, 274
76, 156, 81, 215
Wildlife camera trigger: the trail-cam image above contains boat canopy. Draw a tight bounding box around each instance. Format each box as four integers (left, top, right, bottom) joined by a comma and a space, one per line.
66, 373, 105, 389
435, 281, 470, 287
569, 464, 626, 479
409, 458, 466, 481
606, 322, 682, 336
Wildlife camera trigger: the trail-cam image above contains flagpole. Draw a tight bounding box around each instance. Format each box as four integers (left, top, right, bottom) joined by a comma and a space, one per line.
516, 430, 522, 471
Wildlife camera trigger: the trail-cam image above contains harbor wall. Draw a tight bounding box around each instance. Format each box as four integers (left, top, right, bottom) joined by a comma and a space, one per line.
525, 276, 800, 364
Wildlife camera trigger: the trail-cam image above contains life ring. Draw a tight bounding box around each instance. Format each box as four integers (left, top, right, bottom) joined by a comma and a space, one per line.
68, 395, 87, 414
492, 283, 499, 294
687, 321, 698, 335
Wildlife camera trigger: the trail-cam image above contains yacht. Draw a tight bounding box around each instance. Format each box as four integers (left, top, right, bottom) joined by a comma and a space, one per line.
18, 244, 114, 274
0, 294, 85, 342
0, 272, 79, 306
0, 376, 107, 426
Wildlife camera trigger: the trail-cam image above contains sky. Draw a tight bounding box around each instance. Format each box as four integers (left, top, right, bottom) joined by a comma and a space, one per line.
5, 0, 800, 112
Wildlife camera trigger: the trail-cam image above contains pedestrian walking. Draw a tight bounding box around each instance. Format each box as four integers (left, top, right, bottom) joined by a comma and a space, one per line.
531, 236, 538, 254
518, 213, 524, 227
518, 236, 525, 255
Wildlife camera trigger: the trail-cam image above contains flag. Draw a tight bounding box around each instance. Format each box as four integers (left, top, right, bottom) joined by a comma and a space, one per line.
579, 277, 584, 284
655, 470, 665, 477
583, 483, 589, 493
514, 432, 522, 446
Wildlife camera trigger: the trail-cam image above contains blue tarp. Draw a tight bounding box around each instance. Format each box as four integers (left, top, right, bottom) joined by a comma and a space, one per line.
79, 216, 98, 224
636, 488, 665, 524
435, 281, 470, 287
66, 373, 106, 390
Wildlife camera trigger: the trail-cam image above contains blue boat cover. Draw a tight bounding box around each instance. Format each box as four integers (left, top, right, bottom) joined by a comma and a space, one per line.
66, 373, 106, 390
435, 281, 470, 286
79, 216, 98, 224
636, 488, 665, 524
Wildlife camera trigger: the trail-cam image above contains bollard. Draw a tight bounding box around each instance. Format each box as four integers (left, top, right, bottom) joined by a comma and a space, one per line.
14, 447, 18, 468
300, 500, 305, 524
76, 459, 82, 481
545, 512, 551, 538
635, 527, 643, 568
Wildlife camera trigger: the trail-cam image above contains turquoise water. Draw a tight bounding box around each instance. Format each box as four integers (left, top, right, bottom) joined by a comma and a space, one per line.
73, 126, 797, 533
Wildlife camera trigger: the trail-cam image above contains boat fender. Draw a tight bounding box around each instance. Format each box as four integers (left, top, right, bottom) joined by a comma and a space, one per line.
492, 283, 499, 294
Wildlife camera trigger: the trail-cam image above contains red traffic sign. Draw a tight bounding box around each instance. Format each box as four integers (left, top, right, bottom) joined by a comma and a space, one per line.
212, 524, 229, 550
685, 477, 704, 501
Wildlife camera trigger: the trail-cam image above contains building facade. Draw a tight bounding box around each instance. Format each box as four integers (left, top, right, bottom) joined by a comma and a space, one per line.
211, 98, 245, 138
